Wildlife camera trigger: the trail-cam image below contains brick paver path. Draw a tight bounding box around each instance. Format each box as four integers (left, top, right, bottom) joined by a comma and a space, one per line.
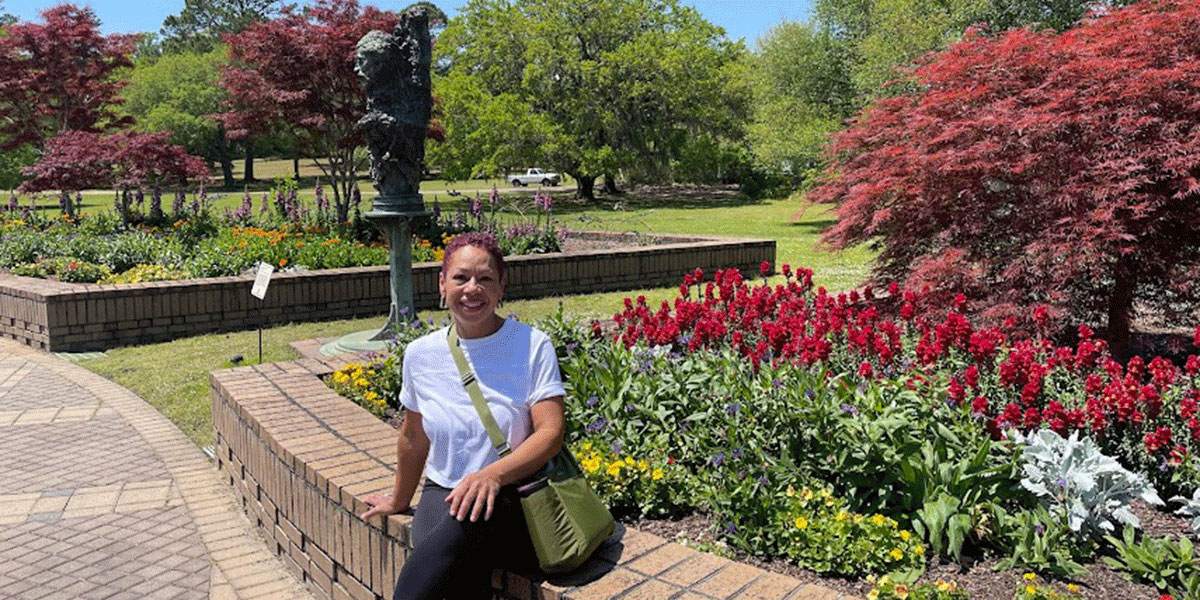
0, 339, 314, 600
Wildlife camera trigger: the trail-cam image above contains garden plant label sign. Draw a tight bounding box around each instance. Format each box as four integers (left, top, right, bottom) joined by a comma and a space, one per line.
250, 262, 274, 300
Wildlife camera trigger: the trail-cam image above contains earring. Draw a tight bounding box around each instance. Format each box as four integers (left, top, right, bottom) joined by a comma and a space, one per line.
439, 295, 446, 310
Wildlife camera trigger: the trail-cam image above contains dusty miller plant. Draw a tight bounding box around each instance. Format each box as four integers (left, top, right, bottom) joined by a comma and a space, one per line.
1172, 488, 1200, 535
1017, 429, 1162, 537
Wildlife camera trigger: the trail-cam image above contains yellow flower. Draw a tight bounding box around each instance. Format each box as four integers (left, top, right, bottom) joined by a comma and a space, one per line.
355, 378, 369, 388
819, 488, 831, 499
1023, 573, 1036, 581
914, 544, 925, 556
889, 548, 904, 561
606, 462, 621, 477
853, 514, 864, 524
894, 584, 909, 599
637, 460, 649, 471
651, 468, 663, 481
785, 486, 795, 498
801, 488, 814, 501
1025, 585, 1036, 595
794, 516, 808, 530
332, 372, 349, 384
871, 514, 886, 526
364, 391, 378, 401
624, 456, 635, 467
899, 530, 911, 541
583, 457, 601, 473
1067, 584, 1079, 593
835, 511, 848, 522
866, 591, 878, 600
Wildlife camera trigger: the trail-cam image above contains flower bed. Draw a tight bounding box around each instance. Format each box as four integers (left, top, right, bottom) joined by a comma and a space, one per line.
331, 266, 1200, 599
0, 186, 563, 284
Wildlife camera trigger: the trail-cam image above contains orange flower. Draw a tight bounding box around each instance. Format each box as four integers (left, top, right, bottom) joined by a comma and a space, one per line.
279, 259, 288, 267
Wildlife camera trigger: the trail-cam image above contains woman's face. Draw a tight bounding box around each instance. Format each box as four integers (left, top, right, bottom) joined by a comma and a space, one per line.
439, 245, 505, 330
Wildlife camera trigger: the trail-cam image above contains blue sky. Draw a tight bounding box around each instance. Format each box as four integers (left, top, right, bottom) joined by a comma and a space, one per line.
4, 0, 813, 47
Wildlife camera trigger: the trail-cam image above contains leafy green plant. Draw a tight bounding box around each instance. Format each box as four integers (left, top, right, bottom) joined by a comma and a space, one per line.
573, 440, 690, 519
99, 264, 193, 284
1172, 488, 1200, 536
1018, 429, 1162, 536
993, 506, 1090, 577
1104, 527, 1200, 598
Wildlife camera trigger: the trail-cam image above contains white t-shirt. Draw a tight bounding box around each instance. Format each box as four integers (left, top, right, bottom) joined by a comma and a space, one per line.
398, 319, 566, 488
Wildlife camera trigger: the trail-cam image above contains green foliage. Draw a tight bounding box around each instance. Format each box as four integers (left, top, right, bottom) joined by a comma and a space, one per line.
747, 21, 855, 177
99, 264, 194, 284
158, 0, 282, 54
573, 440, 690, 519
0, 144, 34, 189
1173, 488, 1200, 536
1104, 527, 1200, 598
432, 0, 746, 193
993, 506, 1090, 577
122, 48, 230, 160
771, 484, 926, 577
12, 256, 112, 283
1017, 429, 1163, 537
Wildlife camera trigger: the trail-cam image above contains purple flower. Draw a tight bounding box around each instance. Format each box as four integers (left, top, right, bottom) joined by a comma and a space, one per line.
758, 475, 770, 486
732, 448, 743, 460
586, 417, 607, 433
471, 194, 483, 218
723, 522, 738, 535
710, 452, 725, 468
805, 389, 816, 401
772, 378, 783, 389
725, 403, 740, 416
840, 403, 859, 416
610, 441, 623, 454
586, 395, 598, 407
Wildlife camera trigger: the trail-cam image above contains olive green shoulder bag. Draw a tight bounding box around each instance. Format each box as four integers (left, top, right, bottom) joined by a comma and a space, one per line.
447, 325, 615, 573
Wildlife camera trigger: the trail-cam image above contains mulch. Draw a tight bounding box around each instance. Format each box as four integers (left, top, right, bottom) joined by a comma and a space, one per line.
627, 507, 1181, 600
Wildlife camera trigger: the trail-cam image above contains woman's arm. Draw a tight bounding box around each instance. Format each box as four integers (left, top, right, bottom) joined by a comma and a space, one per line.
445, 396, 565, 522
361, 409, 430, 520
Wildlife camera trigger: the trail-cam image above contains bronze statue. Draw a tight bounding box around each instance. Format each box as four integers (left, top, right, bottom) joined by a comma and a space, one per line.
355, 6, 433, 211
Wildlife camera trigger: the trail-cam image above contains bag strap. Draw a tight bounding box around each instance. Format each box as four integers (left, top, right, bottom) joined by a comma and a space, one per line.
447, 322, 512, 457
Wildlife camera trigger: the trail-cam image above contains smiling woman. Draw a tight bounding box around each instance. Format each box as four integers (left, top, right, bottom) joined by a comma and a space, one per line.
359, 231, 575, 599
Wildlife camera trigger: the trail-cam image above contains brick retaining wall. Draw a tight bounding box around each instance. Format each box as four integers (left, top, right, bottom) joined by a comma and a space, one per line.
209, 357, 852, 600
0, 231, 773, 352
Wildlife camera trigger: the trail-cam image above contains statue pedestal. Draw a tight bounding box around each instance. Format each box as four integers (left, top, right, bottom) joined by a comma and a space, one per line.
322, 195, 431, 356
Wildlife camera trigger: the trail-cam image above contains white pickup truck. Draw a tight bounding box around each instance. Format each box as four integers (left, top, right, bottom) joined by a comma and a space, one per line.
508, 168, 561, 187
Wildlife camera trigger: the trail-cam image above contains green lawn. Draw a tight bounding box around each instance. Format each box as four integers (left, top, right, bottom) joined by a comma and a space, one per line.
78, 186, 874, 448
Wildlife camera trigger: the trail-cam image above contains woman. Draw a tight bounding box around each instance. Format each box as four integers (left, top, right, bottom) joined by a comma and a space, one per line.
361, 232, 566, 600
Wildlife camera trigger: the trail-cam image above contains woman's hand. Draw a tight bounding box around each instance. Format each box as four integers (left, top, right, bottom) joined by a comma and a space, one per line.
445, 469, 502, 522
360, 493, 407, 520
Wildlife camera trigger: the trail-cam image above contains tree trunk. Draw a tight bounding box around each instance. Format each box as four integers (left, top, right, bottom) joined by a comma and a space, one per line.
243, 141, 255, 183
603, 173, 619, 195
1106, 257, 1137, 361
214, 127, 236, 188
572, 173, 597, 202
293, 156, 300, 180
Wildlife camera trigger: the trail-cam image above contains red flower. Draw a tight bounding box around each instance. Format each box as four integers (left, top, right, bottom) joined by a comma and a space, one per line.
760, 261, 770, 278
858, 361, 873, 379
781, 264, 792, 278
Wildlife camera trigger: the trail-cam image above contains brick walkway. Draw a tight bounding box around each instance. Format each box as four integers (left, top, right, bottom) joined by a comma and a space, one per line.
0, 339, 314, 600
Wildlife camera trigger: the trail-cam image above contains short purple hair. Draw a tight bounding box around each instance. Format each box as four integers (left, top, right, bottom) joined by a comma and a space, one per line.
441, 232, 507, 281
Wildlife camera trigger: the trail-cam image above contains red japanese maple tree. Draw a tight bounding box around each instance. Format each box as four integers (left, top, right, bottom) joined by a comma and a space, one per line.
20, 130, 208, 193
0, 5, 137, 152
218, 0, 398, 221
811, 0, 1200, 358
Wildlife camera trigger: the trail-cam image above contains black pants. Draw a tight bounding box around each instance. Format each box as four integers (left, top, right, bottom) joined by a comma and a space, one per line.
393, 481, 537, 600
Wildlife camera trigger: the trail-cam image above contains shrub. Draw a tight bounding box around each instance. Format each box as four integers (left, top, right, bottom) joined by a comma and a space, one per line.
573, 440, 690, 519
1104, 527, 1200, 598
868, 576, 968, 600
1017, 429, 1162, 537
99, 264, 194, 284
810, 0, 1200, 357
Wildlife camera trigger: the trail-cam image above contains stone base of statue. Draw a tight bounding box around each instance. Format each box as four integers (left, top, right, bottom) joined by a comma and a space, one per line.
320, 194, 431, 357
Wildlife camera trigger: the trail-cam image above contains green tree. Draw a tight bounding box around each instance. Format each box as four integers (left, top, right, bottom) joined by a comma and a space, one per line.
747, 21, 856, 178
122, 48, 238, 186
431, 0, 743, 200
159, 0, 282, 54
